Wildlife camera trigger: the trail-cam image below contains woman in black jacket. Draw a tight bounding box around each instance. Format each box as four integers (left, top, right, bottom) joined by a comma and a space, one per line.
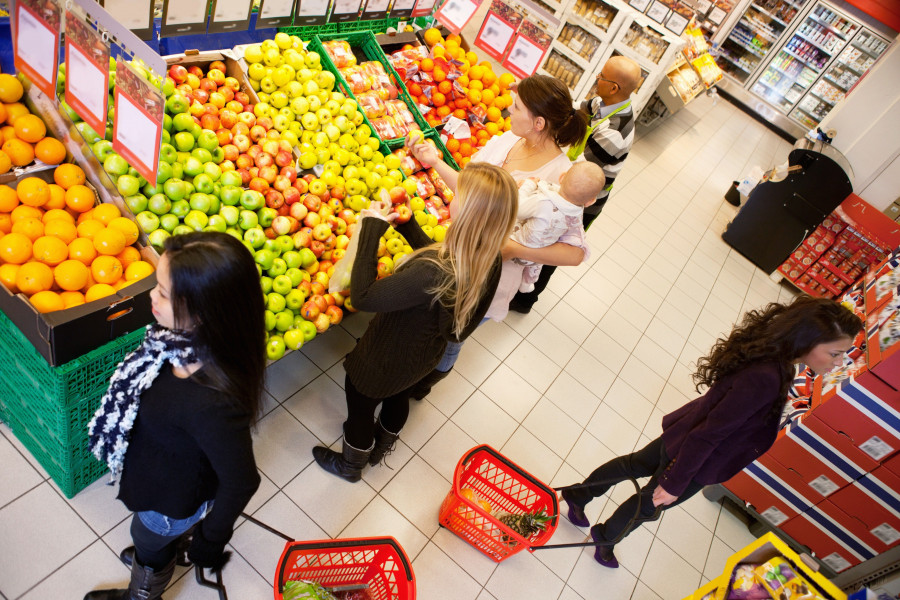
85, 232, 265, 600
313, 163, 519, 482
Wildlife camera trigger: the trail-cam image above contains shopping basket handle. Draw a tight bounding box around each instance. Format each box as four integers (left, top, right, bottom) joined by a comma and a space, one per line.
532, 476, 660, 551
195, 565, 228, 600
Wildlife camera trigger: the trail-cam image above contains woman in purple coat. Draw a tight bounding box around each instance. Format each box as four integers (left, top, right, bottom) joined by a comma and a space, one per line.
561, 295, 862, 568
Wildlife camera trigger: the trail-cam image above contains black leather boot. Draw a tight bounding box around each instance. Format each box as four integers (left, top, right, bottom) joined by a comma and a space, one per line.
84, 556, 175, 600
119, 529, 193, 569
313, 438, 373, 482
368, 418, 400, 466
407, 368, 452, 401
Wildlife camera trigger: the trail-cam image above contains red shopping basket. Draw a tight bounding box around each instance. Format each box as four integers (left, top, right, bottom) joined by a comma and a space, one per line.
438, 445, 559, 562
274, 536, 415, 600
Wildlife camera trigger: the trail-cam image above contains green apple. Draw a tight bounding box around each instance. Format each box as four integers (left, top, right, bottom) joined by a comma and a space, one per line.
173, 131, 194, 152
117, 174, 141, 197
103, 153, 129, 177
239, 210, 259, 231
266, 335, 286, 360
297, 319, 317, 342
220, 185, 242, 206
148, 228, 171, 250
170, 199, 191, 219
184, 209, 209, 231
283, 328, 304, 351
264, 309, 276, 332
135, 211, 160, 233
124, 194, 149, 215
159, 213, 180, 233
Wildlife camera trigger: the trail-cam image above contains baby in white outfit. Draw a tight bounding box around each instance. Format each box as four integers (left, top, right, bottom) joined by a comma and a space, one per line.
512, 162, 607, 292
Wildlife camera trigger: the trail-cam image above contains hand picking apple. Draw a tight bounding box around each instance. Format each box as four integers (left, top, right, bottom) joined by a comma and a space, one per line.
360, 200, 397, 223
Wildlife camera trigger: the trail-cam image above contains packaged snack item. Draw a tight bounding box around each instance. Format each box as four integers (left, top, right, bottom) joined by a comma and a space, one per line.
754, 557, 802, 598
727, 564, 770, 599
323, 40, 356, 68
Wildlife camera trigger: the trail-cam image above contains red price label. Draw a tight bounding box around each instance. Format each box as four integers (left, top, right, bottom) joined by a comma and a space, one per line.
474, 0, 523, 61
112, 61, 163, 188
13, 0, 61, 98
64, 10, 110, 138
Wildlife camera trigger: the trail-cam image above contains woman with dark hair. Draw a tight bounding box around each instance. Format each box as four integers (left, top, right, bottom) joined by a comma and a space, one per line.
84, 232, 265, 600
560, 295, 862, 569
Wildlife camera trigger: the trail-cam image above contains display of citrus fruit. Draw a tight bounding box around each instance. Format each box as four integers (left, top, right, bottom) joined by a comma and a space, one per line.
0, 231, 33, 264
53, 259, 90, 291
15, 261, 53, 294
2, 138, 35, 166
0, 73, 24, 103
16, 177, 50, 207
29, 289, 65, 313
64, 184, 95, 212
13, 114, 46, 143
92, 227, 127, 256
32, 235, 69, 266
85, 282, 117, 302
67, 237, 98, 265
91, 255, 123, 284
34, 137, 66, 165
54, 163, 86, 189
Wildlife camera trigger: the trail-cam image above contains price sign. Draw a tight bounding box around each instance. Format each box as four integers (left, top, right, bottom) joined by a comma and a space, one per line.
209, 0, 253, 33
330, 0, 363, 21
257, 0, 297, 27
433, 0, 482, 34
411, 0, 439, 17
502, 17, 551, 78
391, 0, 417, 18
665, 10, 689, 35
13, 0, 61, 99
647, 1, 670, 23
707, 5, 726, 24
112, 61, 163, 187
474, 0, 523, 61
64, 10, 110, 138
297, 0, 331, 25
628, 0, 651, 11
362, 0, 390, 20
161, 0, 211, 36
100, 0, 155, 40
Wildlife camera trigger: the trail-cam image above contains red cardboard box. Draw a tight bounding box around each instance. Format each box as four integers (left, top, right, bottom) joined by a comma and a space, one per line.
723, 453, 813, 526
884, 452, 900, 479
781, 505, 877, 573
829, 466, 900, 549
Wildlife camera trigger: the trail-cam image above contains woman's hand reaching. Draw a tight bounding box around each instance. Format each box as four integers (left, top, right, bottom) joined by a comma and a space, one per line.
360, 199, 398, 223
406, 132, 441, 168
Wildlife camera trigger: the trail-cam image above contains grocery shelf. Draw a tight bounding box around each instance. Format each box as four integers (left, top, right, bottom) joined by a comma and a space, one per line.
750, 2, 788, 28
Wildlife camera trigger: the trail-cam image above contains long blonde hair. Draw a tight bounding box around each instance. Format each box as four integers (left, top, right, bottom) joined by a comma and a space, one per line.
402, 163, 518, 337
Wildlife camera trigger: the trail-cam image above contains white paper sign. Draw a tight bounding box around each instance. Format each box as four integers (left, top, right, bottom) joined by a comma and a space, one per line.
333, 0, 361, 13
506, 35, 544, 75
365, 0, 391, 12
67, 44, 106, 126
300, 0, 330, 16
480, 13, 515, 54
708, 6, 726, 24
438, 0, 478, 30
116, 94, 159, 171
214, 0, 252, 20
393, 0, 416, 11
260, 0, 296, 17
166, 0, 210, 25
104, 0, 152, 29
16, 7, 57, 85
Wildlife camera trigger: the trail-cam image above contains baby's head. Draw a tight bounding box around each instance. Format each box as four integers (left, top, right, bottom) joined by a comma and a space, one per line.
559, 162, 606, 207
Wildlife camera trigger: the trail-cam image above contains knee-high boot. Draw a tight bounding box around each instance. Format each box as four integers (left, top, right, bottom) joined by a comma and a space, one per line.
407, 368, 452, 401
84, 555, 175, 600
368, 418, 400, 466
312, 437, 373, 482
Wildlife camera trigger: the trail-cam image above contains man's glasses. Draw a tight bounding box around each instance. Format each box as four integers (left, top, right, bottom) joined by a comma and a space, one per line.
597, 72, 620, 88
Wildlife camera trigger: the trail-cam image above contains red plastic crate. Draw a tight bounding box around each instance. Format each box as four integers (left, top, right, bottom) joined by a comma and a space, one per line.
274, 537, 415, 600
438, 445, 559, 562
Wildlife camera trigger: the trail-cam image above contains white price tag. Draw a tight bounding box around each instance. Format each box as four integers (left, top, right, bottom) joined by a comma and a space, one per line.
104, 0, 153, 29
808, 475, 839, 497
479, 13, 515, 54
260, 0, 296, 17
333, 0, 361, 13
760, 506, 789, 526
115, 94, 159, 177
821, 552, 852, 572
16, 6, 57, 87
437, 0, 479, 31
214, 0, 252, 20
859, 435, 894, 461
365, 0, 391, 12
300, 0, 330, 16
871, 523, 900, 546
505, 34, 544, 76
66, 44, 107, 131
393, 0, 417, 11
165, 0, 210, 25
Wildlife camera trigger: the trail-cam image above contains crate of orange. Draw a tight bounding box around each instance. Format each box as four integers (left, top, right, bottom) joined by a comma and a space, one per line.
0, 162, 157, 366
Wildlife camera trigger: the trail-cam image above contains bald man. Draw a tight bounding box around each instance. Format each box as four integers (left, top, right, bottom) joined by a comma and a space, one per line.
510, 55, 642, 314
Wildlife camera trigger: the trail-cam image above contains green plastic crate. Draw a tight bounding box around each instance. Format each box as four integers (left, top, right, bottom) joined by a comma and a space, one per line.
277, 23, 340, 40
0, 311, 146, 497
382, 128, 459, 171
312, 31, 433, 143
338, 17, 400, 34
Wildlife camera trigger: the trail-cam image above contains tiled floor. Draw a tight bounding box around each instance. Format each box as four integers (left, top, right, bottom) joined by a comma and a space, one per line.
0, 94, 797, 600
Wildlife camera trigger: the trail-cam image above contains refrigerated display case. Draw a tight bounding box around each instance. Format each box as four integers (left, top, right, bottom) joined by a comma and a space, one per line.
717, 0, 809, 83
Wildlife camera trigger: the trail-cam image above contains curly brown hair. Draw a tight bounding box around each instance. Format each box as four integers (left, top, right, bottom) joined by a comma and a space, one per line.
693, 295, 863, 400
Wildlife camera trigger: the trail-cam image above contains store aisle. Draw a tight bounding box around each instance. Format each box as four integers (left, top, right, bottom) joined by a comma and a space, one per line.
0, 94, 796, 600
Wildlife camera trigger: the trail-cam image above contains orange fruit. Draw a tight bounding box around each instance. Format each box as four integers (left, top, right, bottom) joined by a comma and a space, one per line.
68, 237, 98, 265
85, 283, 116, 302
0, 184, 19, 212
76, 208, 95, 225
423, 28, 443, 47
499, 73, 515, 90
0, 74, 24, 104
432, 47, 445, 59
0, 125, 15, 143
65, 184, 96, 213
42, 208, 74, 224
446, 138, 460, 153
92, 227, 127, 256
435, 105, 451, 119
15, 261, 53, 294
489, 83, 501, 96
76, 219, 105, 240
468, 80, 483, 92
431, 92, 446, 107
452, 109, 466, 120
0, 231, 33, 264
481, 70, 497, 87
30, 290, 65, 313
116, 246, 141, 270
0, 103, 6, 124
3, 103, 29, 125
45, 184, 67, 209
485, 122, 500, 136
124, 260, 154, 282
16, 177, 50, 207
54, 163, 86, 189
487, 107, 502, 123
457, 74, 469, 87
114, 278, 132, 291
60, 290, 86, 308
468, 65, 485, 81
10, 204, 42, 224
53, 259, 90, 291
0, 262, 19, 291
432, 68, 446, 83
407, 82, 423, 97
43, 219, 78, 244
459, 142, 473, 157
32, 235, 69, 266
480, 89, 495, 106
11, 217, 44, 241
107, 217, 139, 245
0, 149, 10, 174
420, 58, 434, 72
465, 51, 478, 65
13, 114, 46, 143
0, 213, 11, 234
2, 138, 34, 166
34, 137, 66, 165
91, 255, 123, 284
476, 129, 490, 142
91, 203, 121, 225
437, 80, 452, 95
467, 89, 482, 105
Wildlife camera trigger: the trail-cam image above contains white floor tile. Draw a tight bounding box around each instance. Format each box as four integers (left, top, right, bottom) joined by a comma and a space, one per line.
559, 288, 611, 334
282, 462, 376, 537
340, 495, 429, 560
567, 551, 638, 600
485, 549, 565, 600
381, 455, 452, 537
253, 406, 320, 486
610, 293, 655, 331
586, 403, 642, 457
426, 369, 476, 417
655, 506, 714, 571
412, 542, 483, 600
522, 397, 584, 459
452, 390, 518, 450
504, 340, 563, 394
265, 349, 322, 402
455, 338, 502, 387
618, 354, 667, 403
282, 372, 346, 444
479, 363, 542, 422
24, 540, 127, 600
545, 370, 605, 425
714, 501, 757, 552
638, 538, 703, 600
565, 432, 617, 482
597, 309, 644, 353
300, 326, 357, 370
418, 420, 479, 486
62, 475, 132, 537
500, 426, 563, 484
0, 436, 44, 510
472, 318, 523, 361
580, 328, 631, 375
703, 535, 735, 581
399, 396, 448, 451
362, 437, 415, 491
602, 378, 656, 431
545, 302, 597, 346
432, 525, 499, 586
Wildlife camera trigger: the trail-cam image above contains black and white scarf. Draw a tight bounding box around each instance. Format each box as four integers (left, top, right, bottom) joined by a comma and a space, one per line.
88, 324, 198, 481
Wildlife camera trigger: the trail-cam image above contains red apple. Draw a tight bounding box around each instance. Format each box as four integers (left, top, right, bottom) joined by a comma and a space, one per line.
332, 248, 346, 262
301, 300, 321, 320
275, 150, 294, 168
219, 109, 238, 130
325, 305, 343, 325
257, 116, 274, 131
236, 153, 253, 170
214, 127, 232, 145
248, 177, 269, 193
231, 121, 250, 137
338, 209, 356, 225
310, 281, 326, 296
259, 165, 278, 183
237, 168, 252, 185
313, 312, 331, 333
310, 240, 325, 258
280, 166, 297, 182
187, 65, 204, 78
168, 64, 188, 83
222, 144, 240, 162
294, 178, 309, 194
284, 187, 302, 207
303, 212, 321, 228
265, 189, 285, 209
199, 113, 220, 131
208, 69, 226, 86
192, 88, 209, 105
393, 204, 412, 224
303, 194, 322, 212
225, 100, 244, 114
273, 175, 292, 193
292, 229, 312, 248
199, 78, 218, 95
233, 134, 251, 153
389, 186, 408, 205
249, 125, 268, 142
235, 91, 251, 106
255, 152, 274, 169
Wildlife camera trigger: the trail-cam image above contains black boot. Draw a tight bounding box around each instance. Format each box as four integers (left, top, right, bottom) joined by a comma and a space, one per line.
84, 556, 175, 600
119, 530, 193, 569
368, 418, 400, 466
313, 438, 373, 482
407, 368, 452, 401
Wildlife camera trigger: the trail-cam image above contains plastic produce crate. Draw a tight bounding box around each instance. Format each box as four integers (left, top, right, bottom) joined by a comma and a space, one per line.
382, 128, 460, 172
277, 23, 340, 40
0, 311, 146, 497
275, 537, 415, 600
438, 445, 559, 562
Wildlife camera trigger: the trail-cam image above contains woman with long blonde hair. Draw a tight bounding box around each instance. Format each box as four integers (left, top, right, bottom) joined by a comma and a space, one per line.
313, 163, 518, 481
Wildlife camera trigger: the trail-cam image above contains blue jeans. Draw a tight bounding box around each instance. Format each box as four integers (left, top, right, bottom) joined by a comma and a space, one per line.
131, 500, 212, 569
436, 317, 489, 372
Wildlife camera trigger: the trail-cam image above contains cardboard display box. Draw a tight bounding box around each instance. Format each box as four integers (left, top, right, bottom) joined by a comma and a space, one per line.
829, 465, 900, 550
724, 452, 815, 527
781, 506, 875, 573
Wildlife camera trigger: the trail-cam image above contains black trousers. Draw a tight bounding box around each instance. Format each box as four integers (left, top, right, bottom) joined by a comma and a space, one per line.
565, 437, 705, 546
343, 375, 410, 449
512, 206, 602, 309
130, 514, 180, 570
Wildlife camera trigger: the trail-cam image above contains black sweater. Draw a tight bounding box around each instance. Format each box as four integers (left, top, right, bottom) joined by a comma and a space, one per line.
118, 366, 260, 545
344, 218, 502, 398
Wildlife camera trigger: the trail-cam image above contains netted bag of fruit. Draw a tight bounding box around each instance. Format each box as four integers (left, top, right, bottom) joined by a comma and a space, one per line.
323, 40, 357, 68
361, 62, 398, 100
385, 100, 416, 128
371, 116, 403, 140
341, 65, 371, 94
391, 147, 422, 176
427, 168, 454, 203
356, 92, 387, 119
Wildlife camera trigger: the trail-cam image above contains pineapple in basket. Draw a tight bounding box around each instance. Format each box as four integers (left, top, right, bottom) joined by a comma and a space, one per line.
495, 509, 552, 544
